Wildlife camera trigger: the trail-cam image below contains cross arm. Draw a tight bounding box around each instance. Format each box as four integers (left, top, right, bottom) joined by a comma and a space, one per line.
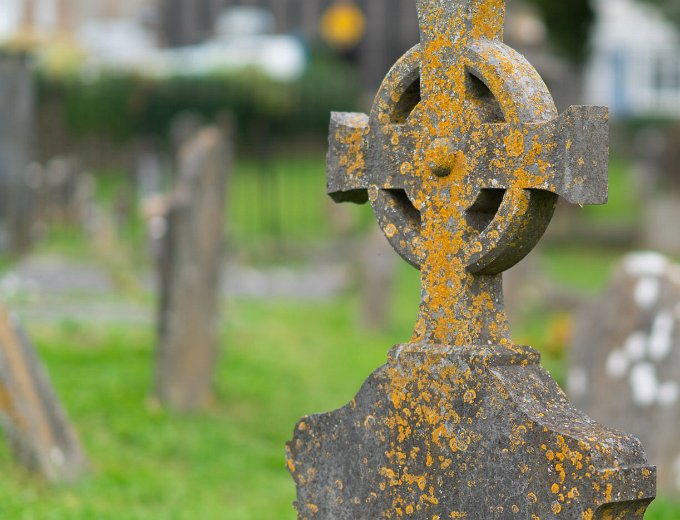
470, 105, 609, 205
327, 112, 371, 204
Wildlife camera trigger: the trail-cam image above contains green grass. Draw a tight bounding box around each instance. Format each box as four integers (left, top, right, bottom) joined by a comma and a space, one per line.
0, 301, 375, 518
541, 244, 622, 294
229, 156, 330, 243
582, 157, 642, 225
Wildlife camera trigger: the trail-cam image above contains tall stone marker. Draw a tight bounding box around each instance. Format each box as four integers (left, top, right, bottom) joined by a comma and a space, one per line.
0, 52, 34, 253
0, 303, 88, 482
287, 1, 656, 518
154, 126, 230, 412
570, 252, 680, 498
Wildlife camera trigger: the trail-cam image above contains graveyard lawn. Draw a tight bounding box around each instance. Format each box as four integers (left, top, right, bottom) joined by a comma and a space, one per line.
0, 295, 394, 519
0, 261, 674, 518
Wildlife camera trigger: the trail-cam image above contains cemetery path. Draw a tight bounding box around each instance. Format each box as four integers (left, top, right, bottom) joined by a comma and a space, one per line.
0, 254, 350, 325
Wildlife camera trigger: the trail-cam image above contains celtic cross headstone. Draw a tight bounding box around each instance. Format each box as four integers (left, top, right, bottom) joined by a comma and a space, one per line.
287, 1, 656, 518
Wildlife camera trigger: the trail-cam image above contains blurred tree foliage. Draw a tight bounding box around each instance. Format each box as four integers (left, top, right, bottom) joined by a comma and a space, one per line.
637, 0, 680, 26
37, 52, 361, 148
523, 0, 595, 63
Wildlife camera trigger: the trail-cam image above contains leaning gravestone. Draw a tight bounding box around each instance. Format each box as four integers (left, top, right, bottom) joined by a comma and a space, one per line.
570, 252, 680, 497
287, 1, 656, 518
0, 303, 88, 482
154, 126, 231, 412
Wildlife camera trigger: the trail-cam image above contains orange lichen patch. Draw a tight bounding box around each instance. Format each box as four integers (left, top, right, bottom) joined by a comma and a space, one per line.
338, 124, 367, 179
470, 0, 504, 40
401, 162, 413, 175
605, 483, 613, 502
504, 130, 525, 157
463, 389, 476, 404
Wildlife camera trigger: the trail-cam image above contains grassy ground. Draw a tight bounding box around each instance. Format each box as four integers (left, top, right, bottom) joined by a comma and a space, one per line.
0, 293, 397, 518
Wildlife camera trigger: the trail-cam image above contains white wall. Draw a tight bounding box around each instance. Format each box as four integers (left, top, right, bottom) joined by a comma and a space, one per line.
587, 0, 680, 118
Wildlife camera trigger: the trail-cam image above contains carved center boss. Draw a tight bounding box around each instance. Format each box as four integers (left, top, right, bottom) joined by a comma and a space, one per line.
328, 0, 606, 348
288, 1, 656, 519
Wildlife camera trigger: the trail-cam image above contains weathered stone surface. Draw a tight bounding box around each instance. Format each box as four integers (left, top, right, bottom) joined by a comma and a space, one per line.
291, 345, 653, 519
570, 252, 680, 497
154, 125, 230, 412
0, 52, 34, 253
288, 0, 655, 517
0, 303, 88, 482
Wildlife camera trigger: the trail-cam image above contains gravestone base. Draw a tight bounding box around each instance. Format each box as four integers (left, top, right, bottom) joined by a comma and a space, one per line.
287, 344, 655, 519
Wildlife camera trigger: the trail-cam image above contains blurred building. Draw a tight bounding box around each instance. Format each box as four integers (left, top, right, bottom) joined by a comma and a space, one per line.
158, 0, 574, 93
157, 0, 217, 47
158, 0, 419, 88
0, 0, 155, 41
0, 0, 160, 71
586, 0, 680, 118
0, 0, 576, 95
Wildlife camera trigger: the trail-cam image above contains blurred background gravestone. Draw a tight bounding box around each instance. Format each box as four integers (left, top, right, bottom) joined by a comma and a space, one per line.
358, 225, 396, 332
0, 302, 88, 483
154, 125, 231, 412
569, 252, 680, 497
0, 52, 35, 254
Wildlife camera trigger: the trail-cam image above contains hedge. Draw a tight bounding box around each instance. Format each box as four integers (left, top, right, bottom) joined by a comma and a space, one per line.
37, 52, 362, 146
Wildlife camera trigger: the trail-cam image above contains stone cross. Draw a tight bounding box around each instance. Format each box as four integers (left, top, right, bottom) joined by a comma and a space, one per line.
288, 1, 656, 518
327, 2, 608, 349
